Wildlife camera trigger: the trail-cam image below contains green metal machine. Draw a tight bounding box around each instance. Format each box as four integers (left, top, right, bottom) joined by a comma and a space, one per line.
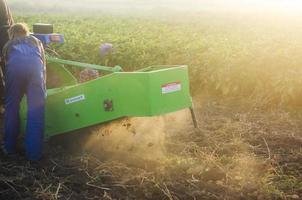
21, 27, 195, 139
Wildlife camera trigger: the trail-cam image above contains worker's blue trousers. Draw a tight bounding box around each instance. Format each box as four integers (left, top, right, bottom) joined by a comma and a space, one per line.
4, 53, 46, 161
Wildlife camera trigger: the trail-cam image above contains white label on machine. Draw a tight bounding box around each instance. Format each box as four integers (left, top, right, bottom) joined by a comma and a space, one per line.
65, 95, 85, 104
162, 82, 181, 94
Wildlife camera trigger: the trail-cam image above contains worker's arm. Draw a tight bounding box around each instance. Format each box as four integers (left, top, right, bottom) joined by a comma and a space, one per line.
35, 38, 46, 85
0, 0, 14, 58
1, 39, 11, 65
29, 36, 47, 85
0, 0, 14, 26
40, 41, 47, 85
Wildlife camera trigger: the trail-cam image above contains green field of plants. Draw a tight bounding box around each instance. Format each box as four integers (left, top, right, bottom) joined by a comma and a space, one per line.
16, 13, 302, 106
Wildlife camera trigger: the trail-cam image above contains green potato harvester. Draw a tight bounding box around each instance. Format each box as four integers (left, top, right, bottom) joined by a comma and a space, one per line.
21, 24, 197, 139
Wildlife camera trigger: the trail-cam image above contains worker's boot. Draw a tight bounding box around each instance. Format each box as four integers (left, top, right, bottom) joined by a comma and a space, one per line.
0, 144, 17, 158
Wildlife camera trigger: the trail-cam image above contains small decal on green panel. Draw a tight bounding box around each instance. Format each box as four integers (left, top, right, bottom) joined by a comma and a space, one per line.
65, 95, 85, 104
162, 82, 181, 94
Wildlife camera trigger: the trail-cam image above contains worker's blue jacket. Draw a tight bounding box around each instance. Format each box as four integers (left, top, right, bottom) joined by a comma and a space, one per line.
2, 35, 46, 161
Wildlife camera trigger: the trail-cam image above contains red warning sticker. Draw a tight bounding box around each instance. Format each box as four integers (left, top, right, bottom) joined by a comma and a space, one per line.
50, 34, 61, 42
162, 82, 181, 94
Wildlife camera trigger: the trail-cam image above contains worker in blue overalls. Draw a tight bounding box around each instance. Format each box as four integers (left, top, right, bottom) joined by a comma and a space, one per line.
2, 23, 46, 161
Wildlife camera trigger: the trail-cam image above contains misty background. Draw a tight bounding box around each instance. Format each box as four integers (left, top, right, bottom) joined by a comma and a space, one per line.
7, 0, 302, 15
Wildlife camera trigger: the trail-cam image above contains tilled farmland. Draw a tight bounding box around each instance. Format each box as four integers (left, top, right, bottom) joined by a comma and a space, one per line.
0, 96, 301, 199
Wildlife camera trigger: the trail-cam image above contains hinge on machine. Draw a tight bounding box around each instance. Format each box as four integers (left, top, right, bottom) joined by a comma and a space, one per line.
103, 99, 113, 112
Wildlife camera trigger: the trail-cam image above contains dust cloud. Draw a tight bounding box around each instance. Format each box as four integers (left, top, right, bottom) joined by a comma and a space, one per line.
82, 109, 194, 164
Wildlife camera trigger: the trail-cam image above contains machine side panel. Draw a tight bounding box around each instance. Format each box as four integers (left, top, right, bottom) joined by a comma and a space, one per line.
42, 73, 152, 138
20, 66, 192, 138
149, 66, 192, 115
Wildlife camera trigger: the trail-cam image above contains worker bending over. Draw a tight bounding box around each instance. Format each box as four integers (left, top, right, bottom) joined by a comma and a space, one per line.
2, 23, 46, 161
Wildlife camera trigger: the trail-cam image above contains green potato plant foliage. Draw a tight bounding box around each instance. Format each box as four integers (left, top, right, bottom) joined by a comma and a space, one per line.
15, 14, 302, 107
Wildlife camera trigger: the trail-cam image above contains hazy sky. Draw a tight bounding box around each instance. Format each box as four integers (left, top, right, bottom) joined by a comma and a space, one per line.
8, 0, 302, 14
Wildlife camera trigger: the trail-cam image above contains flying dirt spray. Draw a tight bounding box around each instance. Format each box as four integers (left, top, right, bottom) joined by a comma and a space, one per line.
83, 109, 195, 163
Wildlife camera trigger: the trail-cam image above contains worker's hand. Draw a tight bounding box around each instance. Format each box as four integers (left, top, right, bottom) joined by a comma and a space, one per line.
0, 105, 4, 115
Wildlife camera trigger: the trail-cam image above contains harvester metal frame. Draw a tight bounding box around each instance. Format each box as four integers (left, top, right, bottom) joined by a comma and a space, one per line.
20, 31, 197, 139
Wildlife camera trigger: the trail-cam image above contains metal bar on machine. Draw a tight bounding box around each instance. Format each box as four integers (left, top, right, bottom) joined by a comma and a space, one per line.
46, 56, 122, 72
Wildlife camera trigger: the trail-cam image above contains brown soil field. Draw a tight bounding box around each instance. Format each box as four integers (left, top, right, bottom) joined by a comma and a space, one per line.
0, 95, 301, 200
